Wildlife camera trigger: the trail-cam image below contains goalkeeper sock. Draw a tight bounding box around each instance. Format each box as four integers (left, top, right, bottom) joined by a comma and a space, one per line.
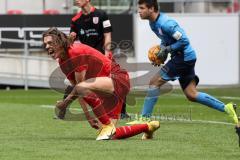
196, 92, 225, 112
141, 87, 160, 117
112, 124, 149, 139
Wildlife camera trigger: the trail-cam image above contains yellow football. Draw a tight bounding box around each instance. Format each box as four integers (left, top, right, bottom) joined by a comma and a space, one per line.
148, 45, 164, 65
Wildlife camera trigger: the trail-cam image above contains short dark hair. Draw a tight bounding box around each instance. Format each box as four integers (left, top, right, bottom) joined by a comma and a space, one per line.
138, 0, 159, 12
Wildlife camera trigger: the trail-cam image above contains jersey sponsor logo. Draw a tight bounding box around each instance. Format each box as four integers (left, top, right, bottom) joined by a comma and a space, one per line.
80, 29, 85, 35
103, 20, 111, 28
84, 29, 98, 37
93, 17, 99, 24
172, 31, 182, 40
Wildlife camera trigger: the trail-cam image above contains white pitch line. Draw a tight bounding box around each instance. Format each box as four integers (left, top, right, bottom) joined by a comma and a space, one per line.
40, 105, 55, 108
157, 119, 235, 126
39, 105, 235, 126
219, 96, 240, 100
171, 93, 240, 101
189, 120, 234, 126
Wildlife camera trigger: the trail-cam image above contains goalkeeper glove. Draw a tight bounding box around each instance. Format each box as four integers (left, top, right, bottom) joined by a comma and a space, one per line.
156, 45, 171, 62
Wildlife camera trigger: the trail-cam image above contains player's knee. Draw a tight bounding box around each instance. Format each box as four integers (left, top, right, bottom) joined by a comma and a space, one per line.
149, 79, 155, 85
75, 82, 92, 94
149, 79, 161, 86
186, 94, 197, 102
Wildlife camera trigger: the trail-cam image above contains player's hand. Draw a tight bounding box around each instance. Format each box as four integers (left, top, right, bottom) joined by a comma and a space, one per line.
156, 45, 171, 62
105, 51, 113, 60
55, 100, 67, 119
69, 32, 77, 39
55, 106, 66, 119
68, 32, 77, 43
88, 118, 100, 129
56, 100, 67, 110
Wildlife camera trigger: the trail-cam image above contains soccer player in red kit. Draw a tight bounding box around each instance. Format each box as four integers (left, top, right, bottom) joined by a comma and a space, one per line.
42, 27, 160, 140
67, 0, 129, 118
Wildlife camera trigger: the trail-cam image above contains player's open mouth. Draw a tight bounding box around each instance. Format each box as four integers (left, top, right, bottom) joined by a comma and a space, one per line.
48, 49, 55, 56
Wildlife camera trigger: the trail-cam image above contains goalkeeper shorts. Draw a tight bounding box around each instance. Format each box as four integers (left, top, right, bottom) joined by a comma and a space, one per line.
160, 55, 199, 90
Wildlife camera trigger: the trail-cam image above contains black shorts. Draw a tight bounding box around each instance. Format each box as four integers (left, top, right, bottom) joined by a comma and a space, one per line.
160, 55, 199, 90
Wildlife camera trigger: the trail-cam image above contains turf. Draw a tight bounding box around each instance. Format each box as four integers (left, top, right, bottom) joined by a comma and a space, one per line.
0, 88, 240, 160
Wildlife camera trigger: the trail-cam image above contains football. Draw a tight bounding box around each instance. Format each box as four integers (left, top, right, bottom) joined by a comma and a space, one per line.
148, 45, 164, 65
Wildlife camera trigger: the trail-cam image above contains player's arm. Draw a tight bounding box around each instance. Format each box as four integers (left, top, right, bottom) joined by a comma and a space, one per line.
62, 79, 76, 99
75, 71, 100, 129
74, 71, 98, 122
104, 32, 112, 57
102, 11, 113, 58
57, 70, 86, 110
65, 70, 86, 103
78, 98, 100, 129
69, 32, 77, 42
162, 20, 190, 51
69, 21, 78, 41
157, 20, 189, 60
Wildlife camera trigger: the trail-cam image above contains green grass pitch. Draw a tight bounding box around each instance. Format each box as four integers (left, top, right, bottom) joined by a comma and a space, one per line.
0, 88, 240, 160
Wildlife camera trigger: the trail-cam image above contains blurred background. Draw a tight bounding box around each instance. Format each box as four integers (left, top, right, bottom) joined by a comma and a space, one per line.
0, 0, 239, 14
0, 0, 239, 90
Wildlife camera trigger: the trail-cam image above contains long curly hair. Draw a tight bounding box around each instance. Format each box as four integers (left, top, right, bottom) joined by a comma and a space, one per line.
42, 27, 74, 53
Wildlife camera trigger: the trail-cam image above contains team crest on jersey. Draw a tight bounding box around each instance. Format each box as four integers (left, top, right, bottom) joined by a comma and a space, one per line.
158, 28, 163, 35
93, 17, 99, 24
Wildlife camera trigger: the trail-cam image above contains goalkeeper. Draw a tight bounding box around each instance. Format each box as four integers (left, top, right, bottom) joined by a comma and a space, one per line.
128, 0, 238, 125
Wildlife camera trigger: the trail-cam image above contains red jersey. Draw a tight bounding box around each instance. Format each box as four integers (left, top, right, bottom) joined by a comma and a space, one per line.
58, 43, 130, 119
59, 43, 112, 81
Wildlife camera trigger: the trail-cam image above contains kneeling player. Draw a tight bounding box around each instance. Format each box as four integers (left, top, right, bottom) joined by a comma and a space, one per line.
42, 27, 160, 140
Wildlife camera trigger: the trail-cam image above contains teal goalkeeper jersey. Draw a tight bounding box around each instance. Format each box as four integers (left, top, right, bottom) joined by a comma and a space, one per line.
149, 12, 196, 61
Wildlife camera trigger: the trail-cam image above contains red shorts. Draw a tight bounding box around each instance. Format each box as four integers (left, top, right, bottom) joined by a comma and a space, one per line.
107, 64, 130, 119
83, 62, 130, 120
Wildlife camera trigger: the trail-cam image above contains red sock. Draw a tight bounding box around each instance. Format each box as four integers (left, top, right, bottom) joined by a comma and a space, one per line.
83, 94, 110, 125
113, 124, 149, 139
